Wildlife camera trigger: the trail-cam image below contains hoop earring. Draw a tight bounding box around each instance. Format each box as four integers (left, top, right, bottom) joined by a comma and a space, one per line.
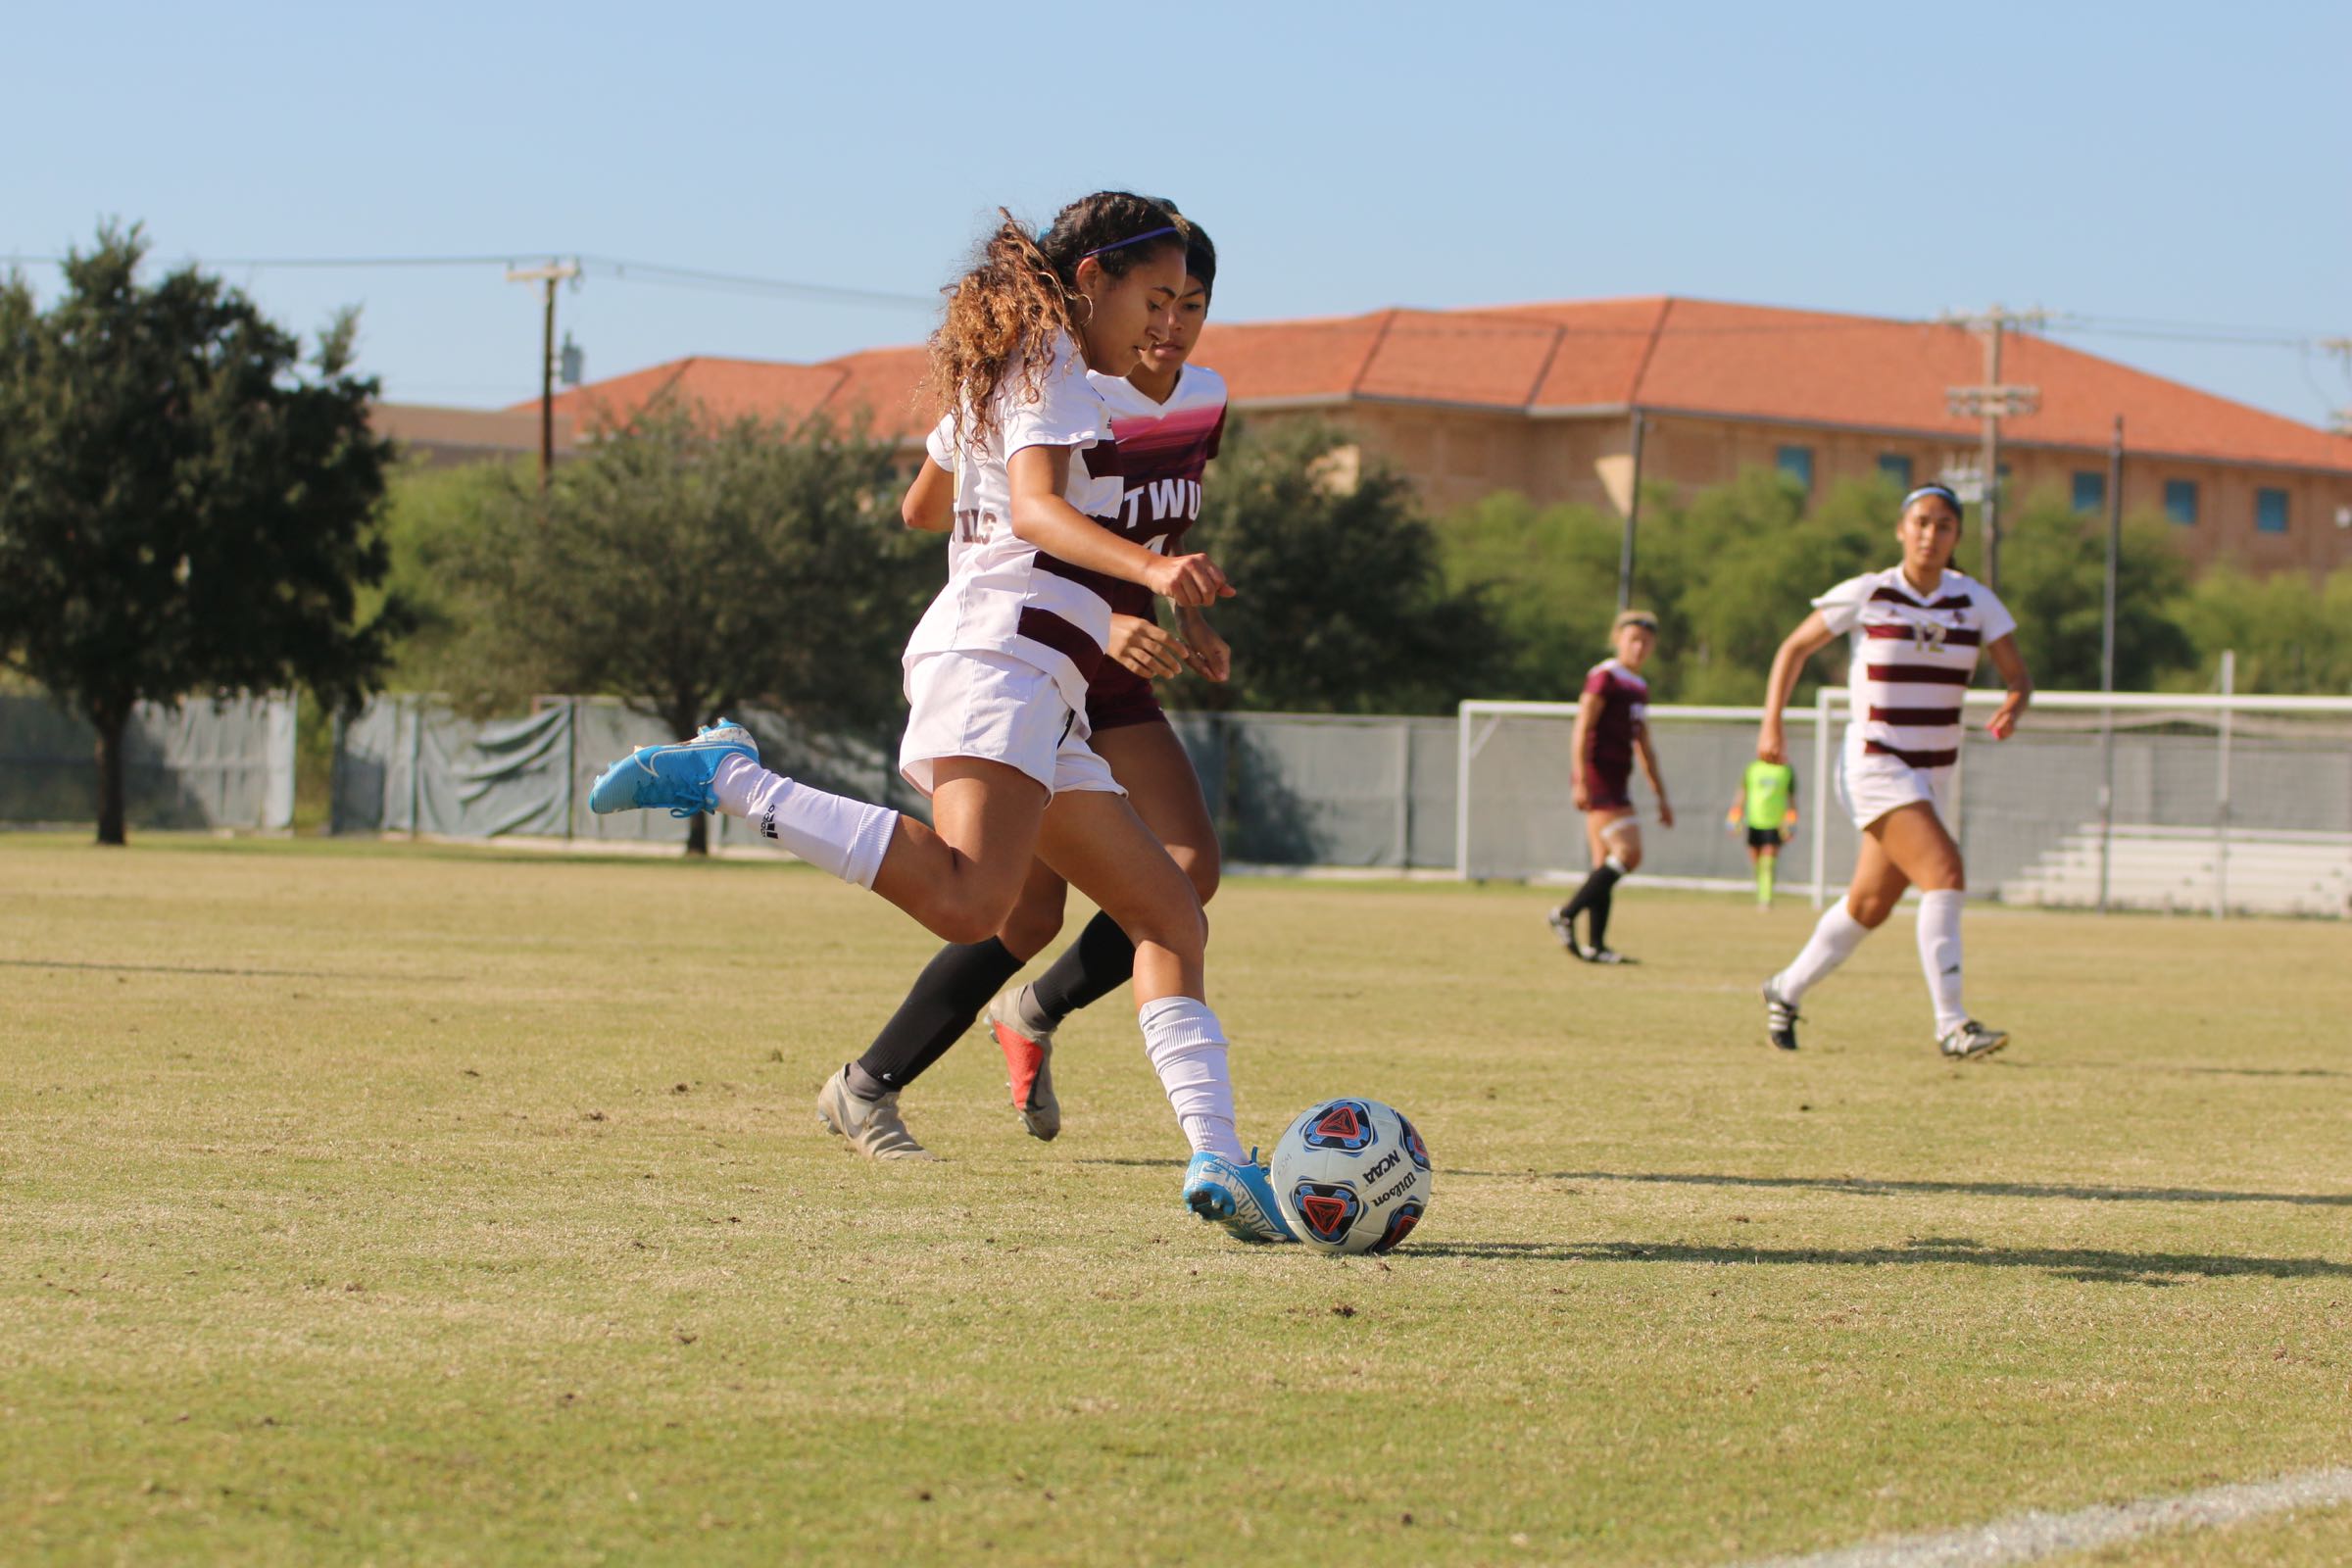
1070, 293, 1094, 327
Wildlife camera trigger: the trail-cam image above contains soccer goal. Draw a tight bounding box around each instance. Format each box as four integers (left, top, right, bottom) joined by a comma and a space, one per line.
1456, 687, 2352, 918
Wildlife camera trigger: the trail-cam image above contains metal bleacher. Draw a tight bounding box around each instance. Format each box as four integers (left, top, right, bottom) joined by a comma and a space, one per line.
1998, 824, 2352, 917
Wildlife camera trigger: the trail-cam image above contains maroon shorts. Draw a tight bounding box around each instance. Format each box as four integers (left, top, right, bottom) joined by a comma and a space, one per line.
1581, 763, 1633, 813
1086, 666, 1167, 733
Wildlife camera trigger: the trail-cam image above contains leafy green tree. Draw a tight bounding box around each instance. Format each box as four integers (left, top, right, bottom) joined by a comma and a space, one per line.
1437, 491, 1621, 701
430, 400, 932, 854
2169, 564, 2352, 694
1171, 419, 1502, 713
0, 224, 403, 844
1642, 470, 1887, 704
1993, 490, 2195, 690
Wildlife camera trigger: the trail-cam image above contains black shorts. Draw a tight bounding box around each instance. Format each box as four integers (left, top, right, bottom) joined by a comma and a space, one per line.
1746, 826, 1785, 851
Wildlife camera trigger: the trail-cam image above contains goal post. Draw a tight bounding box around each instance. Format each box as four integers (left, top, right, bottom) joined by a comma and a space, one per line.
1456, 688, 2352, 918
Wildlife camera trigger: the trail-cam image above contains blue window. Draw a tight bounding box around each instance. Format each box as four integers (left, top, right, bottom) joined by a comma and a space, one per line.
1777, 445, 1814, 491
2164, 479, 2198, 525
1878, 454, 1914, 489
2256, 487, 2289, 533
2073, 470, 2106, 513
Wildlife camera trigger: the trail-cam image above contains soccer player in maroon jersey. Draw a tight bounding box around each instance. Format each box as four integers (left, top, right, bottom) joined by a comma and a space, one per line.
1753, 484, 2033, 1059
849, 219, 1229, 1149
1547, 609, 1675, 963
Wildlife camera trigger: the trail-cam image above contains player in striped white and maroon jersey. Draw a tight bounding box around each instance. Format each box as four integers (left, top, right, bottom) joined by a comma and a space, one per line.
1751, 483, 2032, 1059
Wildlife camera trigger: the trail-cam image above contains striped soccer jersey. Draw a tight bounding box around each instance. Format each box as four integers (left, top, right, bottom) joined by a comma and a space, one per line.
1082, 363, 1227, 621
1814, 566, 2017, 768
905, 332, 1130, 715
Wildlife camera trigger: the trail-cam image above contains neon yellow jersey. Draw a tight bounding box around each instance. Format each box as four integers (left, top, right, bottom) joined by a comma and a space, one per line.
1741, 760, 1795, 828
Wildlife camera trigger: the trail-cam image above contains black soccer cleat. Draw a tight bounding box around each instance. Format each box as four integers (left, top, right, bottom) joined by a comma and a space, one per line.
1761, 981, 1801, 1052
1544, 906, 1579, 954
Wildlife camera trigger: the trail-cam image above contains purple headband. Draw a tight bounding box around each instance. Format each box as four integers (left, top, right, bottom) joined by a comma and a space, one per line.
1081, 224, 1179, 261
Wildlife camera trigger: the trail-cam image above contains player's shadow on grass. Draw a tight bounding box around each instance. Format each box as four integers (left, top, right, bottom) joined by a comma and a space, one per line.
1466, 1169, 2352, 1209
1408, 1236, 2352, 1287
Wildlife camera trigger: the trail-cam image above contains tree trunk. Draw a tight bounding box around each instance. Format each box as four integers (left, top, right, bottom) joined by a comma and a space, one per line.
94, 707, 129, 847
664, 699, 711, 858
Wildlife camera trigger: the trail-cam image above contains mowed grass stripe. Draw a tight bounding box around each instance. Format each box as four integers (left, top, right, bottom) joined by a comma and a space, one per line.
0, 835, 2347, 1565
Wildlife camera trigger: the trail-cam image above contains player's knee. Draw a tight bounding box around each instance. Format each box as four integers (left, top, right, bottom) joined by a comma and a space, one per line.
997, 901, 1063, 958
1123, 892, 1207, 966
1847, 893, 1895, 928
1617, 844, 1644, 873
1170, 842, 1220, 905
929, 880, 1022, 947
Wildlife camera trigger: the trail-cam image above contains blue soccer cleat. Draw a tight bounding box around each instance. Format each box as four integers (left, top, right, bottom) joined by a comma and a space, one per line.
1184, 1149, 1297, 1244
587, 720, 759, 818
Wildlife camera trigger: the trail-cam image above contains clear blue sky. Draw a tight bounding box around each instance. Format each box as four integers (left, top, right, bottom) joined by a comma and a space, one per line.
10, 0, 2348, 425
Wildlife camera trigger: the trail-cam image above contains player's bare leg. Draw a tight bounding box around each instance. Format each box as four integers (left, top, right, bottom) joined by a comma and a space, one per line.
992, 721, 1220, 1139
1035, 790, 1290, 1242
1867, 804, 2000, 1058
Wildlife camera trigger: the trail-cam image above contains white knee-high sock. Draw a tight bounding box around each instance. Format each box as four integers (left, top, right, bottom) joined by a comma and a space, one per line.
1775, 900, 1870, 1003
711, 756, 897, 890
1916, 889, 1968, 1036
1137, 995, 1243, 1159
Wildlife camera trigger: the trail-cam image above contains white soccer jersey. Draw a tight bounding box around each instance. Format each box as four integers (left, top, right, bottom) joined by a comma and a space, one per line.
1814, 566, 2016, 768
904, 332, 1130, 713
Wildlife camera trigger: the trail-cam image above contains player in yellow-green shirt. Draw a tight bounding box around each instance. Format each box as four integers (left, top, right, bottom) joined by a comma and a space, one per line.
1727, 760, 1797, 907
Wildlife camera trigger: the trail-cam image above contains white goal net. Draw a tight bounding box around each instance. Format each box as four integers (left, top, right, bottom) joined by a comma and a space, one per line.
1456, 690, 2352, 918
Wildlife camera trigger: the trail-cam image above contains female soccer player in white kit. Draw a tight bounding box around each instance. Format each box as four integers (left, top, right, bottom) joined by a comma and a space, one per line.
586, 193, 1291, 1241
851, 219, 1231, 1151
1753, 483, 2033, 1059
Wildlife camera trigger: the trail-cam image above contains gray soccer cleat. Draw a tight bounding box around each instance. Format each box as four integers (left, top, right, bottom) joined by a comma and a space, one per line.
815, 1066, 937, 1160
1938, 1019, 2009, 1061
1544, 906, 1578, 953
984, 990, 1059, 1142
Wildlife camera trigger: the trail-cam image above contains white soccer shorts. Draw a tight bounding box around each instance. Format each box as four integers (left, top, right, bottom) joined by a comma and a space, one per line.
1836, 738, 1955, 832
899, 650, 1124, 800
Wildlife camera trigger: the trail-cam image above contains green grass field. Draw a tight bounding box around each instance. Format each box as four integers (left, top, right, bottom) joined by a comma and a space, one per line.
3, 834, 2347, 1566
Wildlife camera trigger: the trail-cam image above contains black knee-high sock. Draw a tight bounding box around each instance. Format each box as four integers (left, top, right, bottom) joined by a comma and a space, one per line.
1559, 860, 1623, 922
1586, 880, 1615, 951
1026, 910, 1137, 1026
852, 938, 1024, 1095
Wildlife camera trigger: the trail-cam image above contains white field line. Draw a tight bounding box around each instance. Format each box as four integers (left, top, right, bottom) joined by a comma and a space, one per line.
1730, 1466, 2352, 1568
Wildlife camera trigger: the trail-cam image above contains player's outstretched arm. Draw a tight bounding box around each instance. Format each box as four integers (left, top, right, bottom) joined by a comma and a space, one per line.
1757, 612, 1837, 763
1006, 445, 1233, 607
1984, 634, 2034, 741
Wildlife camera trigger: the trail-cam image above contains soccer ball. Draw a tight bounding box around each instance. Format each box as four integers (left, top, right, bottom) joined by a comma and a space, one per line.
1269, 1098, 1432, 1255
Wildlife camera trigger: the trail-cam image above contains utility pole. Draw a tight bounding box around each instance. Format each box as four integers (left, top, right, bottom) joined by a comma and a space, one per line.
1617, 409, 1646, 611
2324, 338, 2352, 435
2097, 415, 2124, 913
1941, 306, 2048, 593
506, 259, 581, 489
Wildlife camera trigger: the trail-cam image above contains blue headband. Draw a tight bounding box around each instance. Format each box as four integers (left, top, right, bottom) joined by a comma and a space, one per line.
1081, 224, 1179, 260
1903, 483, 1962, 512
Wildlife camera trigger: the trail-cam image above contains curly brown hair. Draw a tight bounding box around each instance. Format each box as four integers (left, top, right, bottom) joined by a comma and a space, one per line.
926, 191, 1188, 444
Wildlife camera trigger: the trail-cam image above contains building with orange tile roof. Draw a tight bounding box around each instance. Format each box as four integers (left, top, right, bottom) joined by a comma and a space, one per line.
437, 296, 2351, 574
